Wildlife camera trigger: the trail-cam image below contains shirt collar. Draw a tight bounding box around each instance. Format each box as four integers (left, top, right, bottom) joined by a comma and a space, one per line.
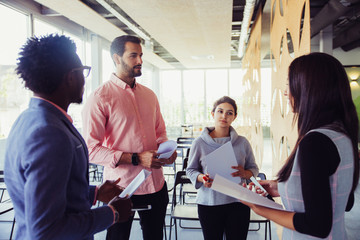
33, 96, 73, 123
110, 73, 137, 89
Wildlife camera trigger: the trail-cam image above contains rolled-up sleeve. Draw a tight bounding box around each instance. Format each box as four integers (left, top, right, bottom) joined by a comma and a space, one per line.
82, 93, 122, 168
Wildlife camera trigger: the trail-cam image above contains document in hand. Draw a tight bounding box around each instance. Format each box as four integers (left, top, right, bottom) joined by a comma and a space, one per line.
119, 169, 152, 198
157, 140, 177, 159
211, 174, 285, 211
205, 141, 239, 183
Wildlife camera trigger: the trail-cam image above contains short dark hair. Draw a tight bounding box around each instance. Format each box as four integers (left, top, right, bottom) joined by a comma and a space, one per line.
212, 96, 237, 115
110, 35, 142, 57
16, 34, 79, 94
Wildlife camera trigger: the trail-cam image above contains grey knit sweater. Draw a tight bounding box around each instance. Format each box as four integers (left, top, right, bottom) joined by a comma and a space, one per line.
186, 126, 259, 206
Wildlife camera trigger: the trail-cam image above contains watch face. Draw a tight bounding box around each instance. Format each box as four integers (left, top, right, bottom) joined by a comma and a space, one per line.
132, 153, 139, 166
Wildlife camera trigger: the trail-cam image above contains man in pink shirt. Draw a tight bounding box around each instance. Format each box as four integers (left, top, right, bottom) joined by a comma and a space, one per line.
82, 35, 176, 240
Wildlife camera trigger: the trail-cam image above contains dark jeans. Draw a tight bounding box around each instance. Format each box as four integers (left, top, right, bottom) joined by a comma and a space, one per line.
198, 202, 250, 240
106, 182, 169, 240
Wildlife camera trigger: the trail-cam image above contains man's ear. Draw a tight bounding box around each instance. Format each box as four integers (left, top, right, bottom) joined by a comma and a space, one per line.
64, 72, 75, 87
113, 53, 121, 65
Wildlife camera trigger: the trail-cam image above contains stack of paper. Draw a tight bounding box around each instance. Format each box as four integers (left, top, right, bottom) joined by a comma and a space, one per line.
212, 174, 285, 211
205, 141, 239, 183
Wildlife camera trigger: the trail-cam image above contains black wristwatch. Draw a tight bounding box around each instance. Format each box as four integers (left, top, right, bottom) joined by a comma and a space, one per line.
132, 153, 139, 166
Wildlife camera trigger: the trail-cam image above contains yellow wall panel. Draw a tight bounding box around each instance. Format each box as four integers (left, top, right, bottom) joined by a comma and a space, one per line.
270, 0, 310, 177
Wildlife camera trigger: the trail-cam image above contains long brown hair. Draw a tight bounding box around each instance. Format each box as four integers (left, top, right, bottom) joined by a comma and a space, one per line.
277, 53, 359, 195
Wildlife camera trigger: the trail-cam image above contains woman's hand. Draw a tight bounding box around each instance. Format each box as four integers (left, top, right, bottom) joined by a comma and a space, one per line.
231, 165, 252, 179
251, 180, 280, 197
197, 173, 213, 188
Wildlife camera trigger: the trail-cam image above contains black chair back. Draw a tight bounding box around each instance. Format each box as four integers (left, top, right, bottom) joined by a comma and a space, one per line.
0, 170, 4, 183
172, 171, 191, 206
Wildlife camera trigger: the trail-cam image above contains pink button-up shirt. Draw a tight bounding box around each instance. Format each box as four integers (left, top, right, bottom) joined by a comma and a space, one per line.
82, 73, 168, 195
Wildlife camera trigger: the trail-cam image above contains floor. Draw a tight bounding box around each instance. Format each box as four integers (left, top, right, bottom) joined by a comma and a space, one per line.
93, 216, 277, 240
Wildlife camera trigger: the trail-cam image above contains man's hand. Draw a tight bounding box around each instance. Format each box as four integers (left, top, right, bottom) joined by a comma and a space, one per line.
138, 150, 163, 169
158, 151, 177, 165
97, 178, 123, 203
108, 196, 133, 223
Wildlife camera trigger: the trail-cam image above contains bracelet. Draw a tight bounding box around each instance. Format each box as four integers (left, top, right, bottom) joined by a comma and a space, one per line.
114, 210, 119, 222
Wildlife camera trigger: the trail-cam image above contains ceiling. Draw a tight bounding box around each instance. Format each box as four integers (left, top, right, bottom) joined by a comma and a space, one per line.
28, 0, 360, 69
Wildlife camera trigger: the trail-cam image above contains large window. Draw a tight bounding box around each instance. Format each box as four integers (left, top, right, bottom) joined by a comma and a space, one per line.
0, 4, 29, 138
0, 4, 98, 136
34, 18, 61, 36
183, 70, 205, 130
160, 70, 182, 137
159, 68, 271, 137
137, 67, 153, 89
0, 3, 273, 144
64, 32, 89, 129
205, 69, 228, 122
229, 69, 246, 127
102, 49, 113, 83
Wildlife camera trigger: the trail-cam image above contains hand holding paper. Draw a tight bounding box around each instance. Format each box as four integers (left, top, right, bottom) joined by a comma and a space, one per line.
157, 140, 177, 159
250, 176, 268, 196
119, 169, 152, 198
211, 174, 285, 211
204, 141, 239, 183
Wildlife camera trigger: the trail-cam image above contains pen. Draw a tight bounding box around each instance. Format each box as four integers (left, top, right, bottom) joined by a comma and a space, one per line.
250, 176, 268, 195
203, 175, 210, 183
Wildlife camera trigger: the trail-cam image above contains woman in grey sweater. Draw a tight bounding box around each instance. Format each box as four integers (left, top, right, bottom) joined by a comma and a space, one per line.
186, 96, 259, 240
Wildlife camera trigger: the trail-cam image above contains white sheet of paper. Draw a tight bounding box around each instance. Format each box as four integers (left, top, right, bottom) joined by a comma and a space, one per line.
157, 140, 177, 159
212, 174, 285, 211
205, 141, 238, 183
119, 169, 152, 198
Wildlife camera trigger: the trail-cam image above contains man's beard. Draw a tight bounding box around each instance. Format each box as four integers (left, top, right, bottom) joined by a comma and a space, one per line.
121, 60, 142, 78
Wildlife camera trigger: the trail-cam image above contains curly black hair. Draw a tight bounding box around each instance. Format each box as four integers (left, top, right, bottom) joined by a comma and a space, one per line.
16, 34, 79, 94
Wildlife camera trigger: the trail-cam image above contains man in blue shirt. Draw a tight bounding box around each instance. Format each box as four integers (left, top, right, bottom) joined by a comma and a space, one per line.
4, 34, 132, 240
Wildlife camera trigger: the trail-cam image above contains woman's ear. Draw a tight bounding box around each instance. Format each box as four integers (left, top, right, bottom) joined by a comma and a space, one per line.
211, 111, 214, 118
